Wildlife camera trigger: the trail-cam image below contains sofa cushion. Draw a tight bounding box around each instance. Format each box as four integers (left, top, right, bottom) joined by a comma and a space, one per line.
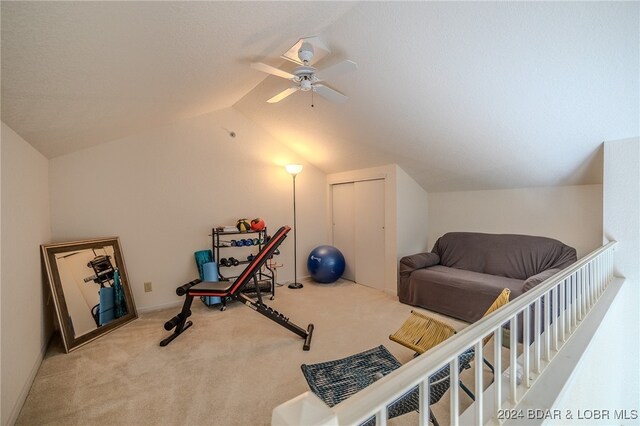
404, 265, 523, 322
432, 232, 577, 280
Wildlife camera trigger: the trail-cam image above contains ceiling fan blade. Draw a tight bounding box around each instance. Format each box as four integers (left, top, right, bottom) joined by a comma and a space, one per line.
267, 87, 299, 103
313, 84, 348, 104
316, 60, 358, 81
250, 62, 295, 80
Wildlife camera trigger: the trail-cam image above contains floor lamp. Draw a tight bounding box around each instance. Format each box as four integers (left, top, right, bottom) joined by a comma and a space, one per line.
285, 164, 303, 289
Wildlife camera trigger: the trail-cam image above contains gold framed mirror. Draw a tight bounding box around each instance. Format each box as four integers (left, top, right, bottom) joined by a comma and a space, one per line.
41, 237, 138, 352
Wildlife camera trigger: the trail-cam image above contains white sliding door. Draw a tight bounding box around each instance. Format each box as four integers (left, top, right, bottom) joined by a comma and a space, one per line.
354, 179, 385, 290
331, 179, 385, 289
332, 183, 356, 281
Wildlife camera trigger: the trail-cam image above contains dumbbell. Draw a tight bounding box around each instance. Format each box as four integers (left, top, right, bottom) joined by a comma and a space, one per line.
228, 257, 240, 266
219, 258, 230, 267
267, 249, 280, 260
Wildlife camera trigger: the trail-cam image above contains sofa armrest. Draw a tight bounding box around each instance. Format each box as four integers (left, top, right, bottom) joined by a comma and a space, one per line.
523, 268, 561, 292
398, 252, 440, 303
399, 252, 440, 277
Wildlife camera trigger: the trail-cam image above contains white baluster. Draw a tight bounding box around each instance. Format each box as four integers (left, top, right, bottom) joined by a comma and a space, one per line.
534, 300, 541, 373
560, 279, 566, 342
552, 286, 558, 351
524, 308, 531, 389
419, 377, 430, 426
544, 292, 551, 361
571, 274, 577, 329
494, 327, 503, 422
510, 316, 518, 403
451, 356, 459, 426
475, 340, 484, 424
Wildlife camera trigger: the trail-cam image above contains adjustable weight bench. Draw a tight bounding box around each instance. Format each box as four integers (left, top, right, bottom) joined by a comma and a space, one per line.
160, 225, 314, 350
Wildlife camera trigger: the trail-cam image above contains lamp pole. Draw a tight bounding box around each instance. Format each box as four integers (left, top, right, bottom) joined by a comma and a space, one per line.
285, 165, 303, 289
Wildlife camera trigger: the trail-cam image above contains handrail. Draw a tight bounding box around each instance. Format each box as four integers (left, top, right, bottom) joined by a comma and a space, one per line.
272, 241, 618, 426
331, 240, 617, 424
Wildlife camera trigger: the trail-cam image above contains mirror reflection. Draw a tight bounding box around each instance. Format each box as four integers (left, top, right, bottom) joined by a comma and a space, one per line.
42, 237, 137, 353
54, 246, 128, 337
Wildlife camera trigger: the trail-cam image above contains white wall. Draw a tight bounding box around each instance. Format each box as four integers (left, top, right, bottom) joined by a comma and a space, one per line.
1, 122, 52, 426
603, 138, 640, 281
552, 138, 639, 424
427, 185, 603, 258
49, 108, 327, 311
395, 165, 429, 258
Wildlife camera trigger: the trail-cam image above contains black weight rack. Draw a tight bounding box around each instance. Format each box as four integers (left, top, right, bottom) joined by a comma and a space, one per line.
211, 227, 276, 300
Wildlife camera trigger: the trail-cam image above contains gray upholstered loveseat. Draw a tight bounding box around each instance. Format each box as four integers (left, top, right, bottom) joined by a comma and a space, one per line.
398, 232, 577, 322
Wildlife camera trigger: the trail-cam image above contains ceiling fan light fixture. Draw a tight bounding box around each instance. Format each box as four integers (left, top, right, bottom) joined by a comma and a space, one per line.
300, 79, 312, 91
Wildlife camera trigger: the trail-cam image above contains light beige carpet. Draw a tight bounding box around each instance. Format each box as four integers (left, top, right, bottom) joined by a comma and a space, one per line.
17, 279, 498, 426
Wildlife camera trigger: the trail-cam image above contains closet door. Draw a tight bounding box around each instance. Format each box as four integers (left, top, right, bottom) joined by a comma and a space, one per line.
354, 179, 385, 290
331, 183, 356, 281
332, 179, 385, 288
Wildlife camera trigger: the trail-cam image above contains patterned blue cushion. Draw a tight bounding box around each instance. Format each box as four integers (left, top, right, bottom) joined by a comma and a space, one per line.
301, 345, 475, 425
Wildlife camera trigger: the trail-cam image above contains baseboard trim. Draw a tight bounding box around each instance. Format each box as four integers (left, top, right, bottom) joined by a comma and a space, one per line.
6, 335, 50, 426
384, 288, 398, 297
137, 299, 183, 314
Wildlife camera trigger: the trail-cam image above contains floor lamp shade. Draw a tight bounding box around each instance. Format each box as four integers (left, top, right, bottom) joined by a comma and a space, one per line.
285, 164, 303, 176
286, 164, 303, 289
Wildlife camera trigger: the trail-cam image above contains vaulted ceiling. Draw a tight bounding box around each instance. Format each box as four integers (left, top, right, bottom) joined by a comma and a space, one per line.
2, 2, 638, 191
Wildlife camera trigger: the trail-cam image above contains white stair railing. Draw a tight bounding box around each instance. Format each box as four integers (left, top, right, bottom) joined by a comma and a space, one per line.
272, 241, 617, 426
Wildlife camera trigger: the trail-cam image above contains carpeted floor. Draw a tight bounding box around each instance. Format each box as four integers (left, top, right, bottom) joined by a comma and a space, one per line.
17, 279, 494, 426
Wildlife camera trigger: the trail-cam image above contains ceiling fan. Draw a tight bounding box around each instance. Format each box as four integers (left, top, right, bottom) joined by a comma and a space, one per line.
251, 39, 357, 104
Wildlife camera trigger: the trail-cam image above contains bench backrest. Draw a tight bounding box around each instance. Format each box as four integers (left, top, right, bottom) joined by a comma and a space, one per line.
227, 225, 290, 295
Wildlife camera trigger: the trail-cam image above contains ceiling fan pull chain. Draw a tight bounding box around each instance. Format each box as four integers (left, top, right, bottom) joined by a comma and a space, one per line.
311, 89, 314, 108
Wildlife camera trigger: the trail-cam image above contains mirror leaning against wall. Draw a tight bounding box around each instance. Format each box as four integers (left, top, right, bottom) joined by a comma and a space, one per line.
41, 237, 138, 353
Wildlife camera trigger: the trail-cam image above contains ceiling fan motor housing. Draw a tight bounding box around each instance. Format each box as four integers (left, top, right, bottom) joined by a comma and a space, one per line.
298, 42, 314, 64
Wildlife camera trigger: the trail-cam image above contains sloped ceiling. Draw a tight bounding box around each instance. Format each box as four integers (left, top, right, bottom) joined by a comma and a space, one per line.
2, 2, 638, 191
0, 1, 356, 157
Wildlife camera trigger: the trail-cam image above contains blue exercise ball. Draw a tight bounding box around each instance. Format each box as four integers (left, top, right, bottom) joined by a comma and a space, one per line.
307, 245, 346, 283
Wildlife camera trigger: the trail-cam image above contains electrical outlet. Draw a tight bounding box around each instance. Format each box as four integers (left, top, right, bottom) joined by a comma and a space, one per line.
144, 281, 153, 292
